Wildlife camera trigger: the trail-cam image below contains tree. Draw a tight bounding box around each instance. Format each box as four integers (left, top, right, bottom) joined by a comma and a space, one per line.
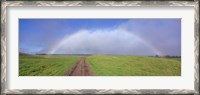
155, 54, 159, 58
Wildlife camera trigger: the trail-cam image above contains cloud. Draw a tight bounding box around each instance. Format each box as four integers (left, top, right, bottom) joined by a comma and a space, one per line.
119, 19, 181, 56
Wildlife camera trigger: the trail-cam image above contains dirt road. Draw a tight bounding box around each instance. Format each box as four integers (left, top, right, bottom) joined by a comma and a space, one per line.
66, 57, 93, 76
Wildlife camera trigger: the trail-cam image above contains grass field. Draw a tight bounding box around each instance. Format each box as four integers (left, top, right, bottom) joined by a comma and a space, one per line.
87, 55, 181, 76
19, 54, 181, 76
19, 55, 80, 76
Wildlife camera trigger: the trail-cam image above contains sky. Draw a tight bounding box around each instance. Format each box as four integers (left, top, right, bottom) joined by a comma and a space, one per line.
19, 19, 181, 56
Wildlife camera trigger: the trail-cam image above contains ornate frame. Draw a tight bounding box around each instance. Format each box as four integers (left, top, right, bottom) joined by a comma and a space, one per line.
1, 1, 199, 95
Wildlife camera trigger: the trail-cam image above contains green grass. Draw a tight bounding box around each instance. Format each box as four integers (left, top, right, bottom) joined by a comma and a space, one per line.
164, 58, 181, 61
87, 55, 181, 76
19, 54, 181, 76
19, 55, 80, 76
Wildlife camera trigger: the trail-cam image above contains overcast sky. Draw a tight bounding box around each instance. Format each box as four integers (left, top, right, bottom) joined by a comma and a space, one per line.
19, 19, 181, 56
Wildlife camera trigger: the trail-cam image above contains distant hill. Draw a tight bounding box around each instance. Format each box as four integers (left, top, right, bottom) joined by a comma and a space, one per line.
19, 52, 30, 56
46, 54, 92, 56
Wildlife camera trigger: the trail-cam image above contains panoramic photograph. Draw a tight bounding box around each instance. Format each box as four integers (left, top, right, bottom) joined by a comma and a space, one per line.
19, 19, 181, 76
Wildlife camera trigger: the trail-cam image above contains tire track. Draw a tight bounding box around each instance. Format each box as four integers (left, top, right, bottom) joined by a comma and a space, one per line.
66, 57, 93, 76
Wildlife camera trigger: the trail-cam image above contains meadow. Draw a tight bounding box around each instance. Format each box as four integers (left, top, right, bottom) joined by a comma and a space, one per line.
19, 55, 181, 76
87, 55, 181, 76
19, 55, 80, 76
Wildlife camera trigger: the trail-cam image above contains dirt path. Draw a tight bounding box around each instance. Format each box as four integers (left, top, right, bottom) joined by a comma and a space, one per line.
66, 57, 93, 76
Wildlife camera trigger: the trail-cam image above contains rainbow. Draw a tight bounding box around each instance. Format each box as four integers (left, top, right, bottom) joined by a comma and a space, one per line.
46, 30, 164, 56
